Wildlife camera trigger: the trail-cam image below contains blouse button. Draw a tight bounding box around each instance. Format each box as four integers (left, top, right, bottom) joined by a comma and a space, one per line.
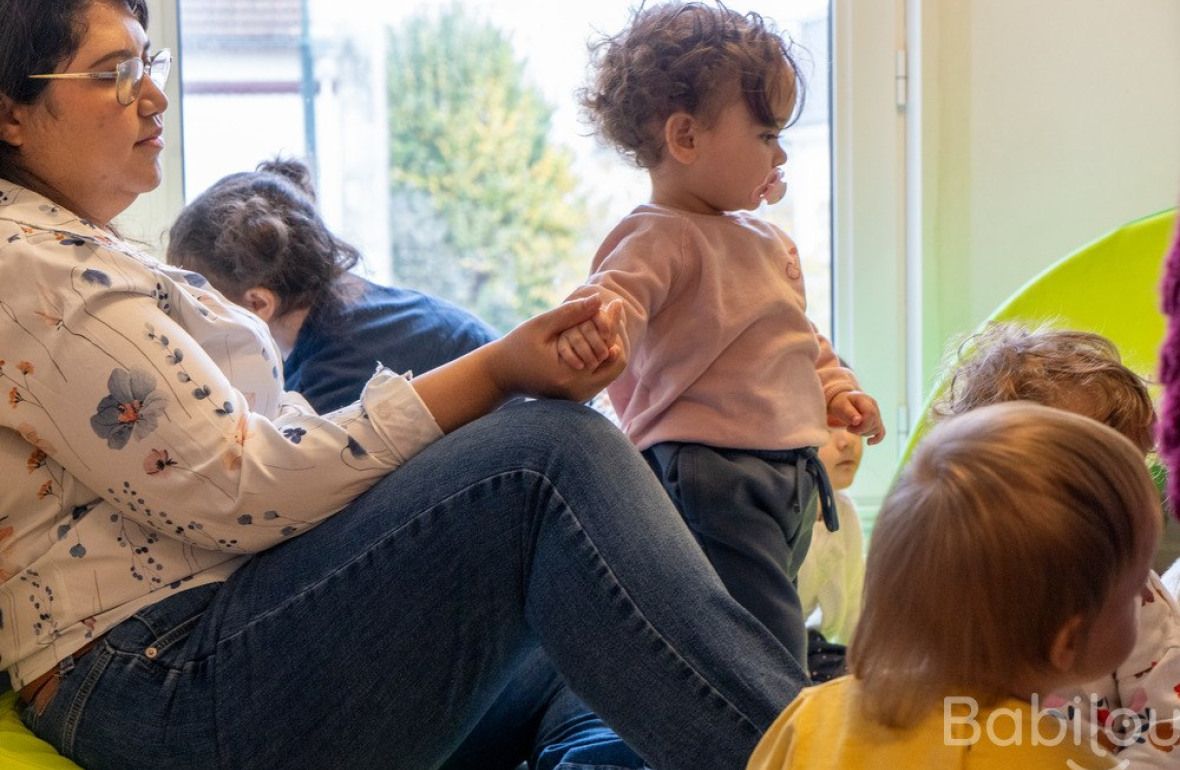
144, 646, 159, 659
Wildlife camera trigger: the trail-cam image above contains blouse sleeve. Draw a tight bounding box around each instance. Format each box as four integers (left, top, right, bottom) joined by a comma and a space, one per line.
0, 233, 442, 554
814, 325, 857, 404
767, 223, 856, 403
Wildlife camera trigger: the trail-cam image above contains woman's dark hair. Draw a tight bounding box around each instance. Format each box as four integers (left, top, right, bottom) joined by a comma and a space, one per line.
579, 1, 805, 169
167, 158, 361, 317
0, 0, 149, 176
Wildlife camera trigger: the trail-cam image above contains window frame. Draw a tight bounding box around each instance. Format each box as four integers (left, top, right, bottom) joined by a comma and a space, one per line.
830, 0, 908, 516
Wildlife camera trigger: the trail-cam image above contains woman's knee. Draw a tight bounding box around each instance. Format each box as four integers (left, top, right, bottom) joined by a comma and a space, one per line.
482, 400, 632, 463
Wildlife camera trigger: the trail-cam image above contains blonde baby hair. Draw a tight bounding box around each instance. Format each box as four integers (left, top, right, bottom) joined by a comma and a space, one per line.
849, 402, 1160, 727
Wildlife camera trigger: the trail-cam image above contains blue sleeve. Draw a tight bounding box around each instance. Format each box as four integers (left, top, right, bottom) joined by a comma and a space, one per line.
286, 286, 498, 414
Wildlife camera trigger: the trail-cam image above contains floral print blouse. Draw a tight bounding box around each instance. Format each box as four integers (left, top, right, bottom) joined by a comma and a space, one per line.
0, 180, 443, 688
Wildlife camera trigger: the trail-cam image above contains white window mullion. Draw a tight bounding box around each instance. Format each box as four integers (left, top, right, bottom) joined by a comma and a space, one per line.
832, 0, 908, 524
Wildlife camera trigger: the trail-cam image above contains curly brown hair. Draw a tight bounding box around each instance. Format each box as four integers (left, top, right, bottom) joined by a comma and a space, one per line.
579, 1, 803, 169
932, 322, 1157, 453
166, 158, 359, 318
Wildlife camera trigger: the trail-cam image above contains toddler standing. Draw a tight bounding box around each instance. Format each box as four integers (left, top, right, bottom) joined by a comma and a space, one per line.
561, 0, 884, 666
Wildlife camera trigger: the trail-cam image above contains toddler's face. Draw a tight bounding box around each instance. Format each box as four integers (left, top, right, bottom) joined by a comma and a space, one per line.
818, 426, 863, 490
690, 66, 796, 214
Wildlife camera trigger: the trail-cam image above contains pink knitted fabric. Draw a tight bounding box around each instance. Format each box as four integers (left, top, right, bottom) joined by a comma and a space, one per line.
1158, 212, 1180, 518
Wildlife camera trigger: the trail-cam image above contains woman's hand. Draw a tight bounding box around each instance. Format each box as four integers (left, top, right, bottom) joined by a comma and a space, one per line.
411, 296, 627, 433
492, 296, 626, 402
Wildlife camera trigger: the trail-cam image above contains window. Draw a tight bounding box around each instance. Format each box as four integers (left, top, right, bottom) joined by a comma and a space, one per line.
140, 0, 905, 515
175, 0, 832, 335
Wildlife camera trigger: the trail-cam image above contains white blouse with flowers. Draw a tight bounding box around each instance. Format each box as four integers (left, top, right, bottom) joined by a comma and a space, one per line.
0, 180, 443, 688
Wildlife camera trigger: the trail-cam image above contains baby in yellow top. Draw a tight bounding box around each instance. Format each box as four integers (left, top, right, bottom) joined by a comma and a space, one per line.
749, 401, 1156, 769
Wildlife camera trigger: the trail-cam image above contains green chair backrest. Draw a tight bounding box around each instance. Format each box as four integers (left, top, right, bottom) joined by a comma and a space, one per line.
901, 208, 1178, 464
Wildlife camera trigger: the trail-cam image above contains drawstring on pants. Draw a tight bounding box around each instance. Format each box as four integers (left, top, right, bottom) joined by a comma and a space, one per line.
794, 447, 838, 532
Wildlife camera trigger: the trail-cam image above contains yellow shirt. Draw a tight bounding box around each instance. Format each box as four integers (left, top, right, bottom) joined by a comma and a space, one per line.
748, 677, 1118, 770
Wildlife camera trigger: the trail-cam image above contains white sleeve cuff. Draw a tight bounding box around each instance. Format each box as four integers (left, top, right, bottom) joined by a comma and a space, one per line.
360, 367, 444, 465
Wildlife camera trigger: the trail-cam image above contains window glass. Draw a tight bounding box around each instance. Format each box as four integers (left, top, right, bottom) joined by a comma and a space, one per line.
178, 0, 831, 335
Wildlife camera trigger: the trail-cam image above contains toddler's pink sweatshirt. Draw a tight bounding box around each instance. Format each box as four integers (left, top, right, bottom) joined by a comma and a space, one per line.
572, 203, 856, 452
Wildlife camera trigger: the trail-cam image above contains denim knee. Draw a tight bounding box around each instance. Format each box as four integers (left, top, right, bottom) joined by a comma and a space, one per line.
482, 400, 637, 477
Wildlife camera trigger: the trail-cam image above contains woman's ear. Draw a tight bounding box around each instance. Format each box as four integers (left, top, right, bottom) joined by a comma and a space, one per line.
240, 286, 281, 322
663, 112, 699, 164
0, 96, 25, 147
1049, 614, 1086, 674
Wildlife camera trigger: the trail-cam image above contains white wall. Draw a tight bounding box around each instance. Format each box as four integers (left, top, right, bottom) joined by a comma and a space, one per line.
914, 0, 1180, 391
847, 0, 1180, 515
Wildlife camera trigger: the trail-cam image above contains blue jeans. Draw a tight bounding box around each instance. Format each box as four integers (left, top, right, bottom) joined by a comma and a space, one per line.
21, 401, 805, 770
440, 646, 645, 770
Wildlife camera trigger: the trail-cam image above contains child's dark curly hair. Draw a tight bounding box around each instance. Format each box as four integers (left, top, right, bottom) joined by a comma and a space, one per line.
166, 158, 359, 318
579, 1, 803, 169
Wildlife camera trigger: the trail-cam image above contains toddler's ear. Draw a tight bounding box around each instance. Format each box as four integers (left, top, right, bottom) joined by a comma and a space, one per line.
240, 286, 282, 322
1048, 614, 1085, 673
663, 112, 698, 164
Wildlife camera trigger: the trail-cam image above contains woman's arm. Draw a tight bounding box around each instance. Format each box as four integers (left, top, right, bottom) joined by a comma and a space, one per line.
411, 295, 625, 433
0, 233, 614, 553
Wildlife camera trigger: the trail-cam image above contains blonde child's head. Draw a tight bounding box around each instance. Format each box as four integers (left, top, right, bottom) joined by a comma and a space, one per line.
932, 322, 1156, 454
579, 1, 802, 170
849, 402, 1159, 727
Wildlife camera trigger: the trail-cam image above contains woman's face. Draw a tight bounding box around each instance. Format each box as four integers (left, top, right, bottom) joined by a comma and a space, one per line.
2, 2, 167, 224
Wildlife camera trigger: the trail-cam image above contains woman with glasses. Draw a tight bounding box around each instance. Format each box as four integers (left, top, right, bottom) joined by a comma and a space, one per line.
0, 2, 807, 770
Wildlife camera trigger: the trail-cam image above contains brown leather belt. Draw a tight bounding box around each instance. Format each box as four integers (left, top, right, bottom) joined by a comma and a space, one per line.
17, 637, 102, 714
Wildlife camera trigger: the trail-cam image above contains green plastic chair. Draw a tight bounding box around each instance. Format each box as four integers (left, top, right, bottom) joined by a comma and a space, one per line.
0, 690, 81, 769
902, 208, 1177, 462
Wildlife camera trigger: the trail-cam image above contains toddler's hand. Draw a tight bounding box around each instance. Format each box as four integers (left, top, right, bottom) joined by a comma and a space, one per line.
557, 299, 624, 371
491, 296, 626, 403
828, 391, 886, 445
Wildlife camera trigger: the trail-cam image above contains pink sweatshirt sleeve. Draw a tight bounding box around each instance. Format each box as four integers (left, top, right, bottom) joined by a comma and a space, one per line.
568, 213, 688, 359
815, 328, 858, 404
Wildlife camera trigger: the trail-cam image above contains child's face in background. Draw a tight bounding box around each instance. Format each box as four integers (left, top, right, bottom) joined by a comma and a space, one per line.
690, 66, 795, 213
818, 426, 863, 491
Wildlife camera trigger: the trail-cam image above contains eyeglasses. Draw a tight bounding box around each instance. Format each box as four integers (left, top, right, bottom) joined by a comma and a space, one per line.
29, 49, 172, 106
